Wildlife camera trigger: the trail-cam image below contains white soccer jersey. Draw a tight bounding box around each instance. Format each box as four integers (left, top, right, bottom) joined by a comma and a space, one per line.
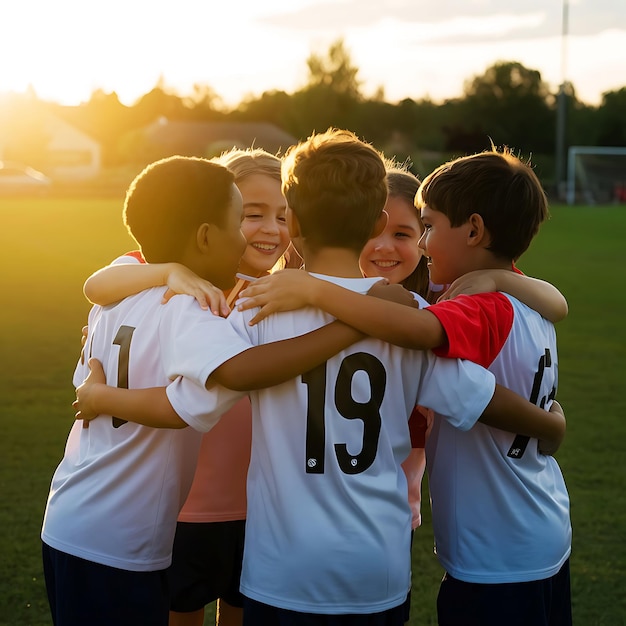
426, 292, 571, 583
226, 274, 497, 614
41, 270, 250, 572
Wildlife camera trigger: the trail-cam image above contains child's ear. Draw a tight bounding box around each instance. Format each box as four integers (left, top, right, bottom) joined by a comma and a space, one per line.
196, 223, 215, 253
467, 213, 488, 247
370, 210, 388, 239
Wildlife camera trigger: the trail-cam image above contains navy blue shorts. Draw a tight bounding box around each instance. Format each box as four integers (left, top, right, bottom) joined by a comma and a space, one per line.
243, 597, 407, 626
436, 558, 572, 626
168, 520, 246, 612
42, 541, 169, 626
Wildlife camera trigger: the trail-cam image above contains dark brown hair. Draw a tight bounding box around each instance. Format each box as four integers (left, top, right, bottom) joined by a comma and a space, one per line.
123, 156, 235, 263
416, 148, 549, 261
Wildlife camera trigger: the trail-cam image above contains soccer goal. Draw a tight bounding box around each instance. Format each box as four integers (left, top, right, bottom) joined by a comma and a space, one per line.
566, 146, 626, 205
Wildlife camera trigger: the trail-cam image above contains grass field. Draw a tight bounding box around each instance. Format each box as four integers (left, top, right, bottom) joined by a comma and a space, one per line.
0, 197, 624, 625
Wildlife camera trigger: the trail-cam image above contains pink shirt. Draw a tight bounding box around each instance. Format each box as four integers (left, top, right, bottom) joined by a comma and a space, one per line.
177, 277, 257, 523
177, 396, 252, 522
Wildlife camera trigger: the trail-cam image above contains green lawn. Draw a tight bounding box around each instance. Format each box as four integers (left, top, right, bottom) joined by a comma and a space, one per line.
0, 197, 624, 625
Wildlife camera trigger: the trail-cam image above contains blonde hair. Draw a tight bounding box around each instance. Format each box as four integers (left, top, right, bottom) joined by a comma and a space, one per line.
215, 147, 281, 184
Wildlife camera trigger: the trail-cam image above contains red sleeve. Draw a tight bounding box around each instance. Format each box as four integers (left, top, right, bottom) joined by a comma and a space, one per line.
125, 250, 145, 263
408, 406, 428, 448
427, 293, 514, 368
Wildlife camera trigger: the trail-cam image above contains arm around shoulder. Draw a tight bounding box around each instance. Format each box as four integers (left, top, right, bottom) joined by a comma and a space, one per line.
210, 320, 364, 391
479, 385, 566, 453
441, 270, 568, 323
84, 262, 173, 305
74, 358, 186, 428
239, 270, 446, 349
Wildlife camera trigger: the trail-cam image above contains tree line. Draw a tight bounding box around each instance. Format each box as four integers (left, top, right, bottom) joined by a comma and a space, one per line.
2, 40, 625, 190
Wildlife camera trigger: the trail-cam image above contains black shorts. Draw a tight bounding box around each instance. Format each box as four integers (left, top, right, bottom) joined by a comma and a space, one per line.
436, 558, 572, 626
400, 529, 415, 623
243, 597, 407, 626
42, 541, 169, 626
168, 520, 246, 612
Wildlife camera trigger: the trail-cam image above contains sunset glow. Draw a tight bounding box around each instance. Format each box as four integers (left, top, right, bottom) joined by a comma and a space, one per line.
1, 0, 625, 107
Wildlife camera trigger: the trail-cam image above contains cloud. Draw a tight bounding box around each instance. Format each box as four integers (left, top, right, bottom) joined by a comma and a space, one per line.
259, 0, 626, 40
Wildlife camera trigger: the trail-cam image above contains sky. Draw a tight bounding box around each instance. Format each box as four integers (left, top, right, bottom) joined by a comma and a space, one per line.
2, 0, 625, 108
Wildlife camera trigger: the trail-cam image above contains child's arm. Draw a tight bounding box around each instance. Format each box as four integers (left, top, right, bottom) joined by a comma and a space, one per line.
84, 262, 229, 316
210, 321, 365, 391
216, 282, 421, 390
76, 361, 567, 454
74, 359, 185, 428
439, 270, 568, 323
540, 400, 566, 455
479, 386, 565, 454
74, 285, 422, 429
75, 320, 364, 428
239, 270, 446, 349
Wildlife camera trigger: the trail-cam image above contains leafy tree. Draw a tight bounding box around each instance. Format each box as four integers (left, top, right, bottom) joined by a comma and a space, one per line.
62, 90, 134, 166
305, 38, 362, 99
282, 39, 364, 138
131, 78, 186, 126
181, 84, 225, 120
448, 61, 554, 154
594, 87, 626, 146
235, 90, 298, 135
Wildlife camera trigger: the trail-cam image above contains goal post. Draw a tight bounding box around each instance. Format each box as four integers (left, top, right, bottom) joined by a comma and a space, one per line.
566, 146, 626, 205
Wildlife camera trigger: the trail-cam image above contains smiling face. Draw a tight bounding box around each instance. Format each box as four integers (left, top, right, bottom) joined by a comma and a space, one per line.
235, 173, 290, 277
359, 195, 424, 285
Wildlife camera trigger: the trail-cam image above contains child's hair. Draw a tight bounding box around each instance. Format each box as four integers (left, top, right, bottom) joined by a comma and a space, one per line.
123, 155, 235, 263
281, 128, 387, 253
383, 160, 431, 298
216, 147, 281, 184
416, 147, 549, 261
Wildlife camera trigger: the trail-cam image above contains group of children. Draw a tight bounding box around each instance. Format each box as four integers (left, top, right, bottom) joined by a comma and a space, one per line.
41, 128, 572, 626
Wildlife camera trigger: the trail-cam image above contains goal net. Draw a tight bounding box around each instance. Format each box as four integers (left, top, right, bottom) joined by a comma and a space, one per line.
566, 147, 626, 205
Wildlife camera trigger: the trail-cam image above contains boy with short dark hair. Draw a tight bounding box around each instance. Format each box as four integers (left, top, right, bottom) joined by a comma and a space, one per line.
239, 146, 572, 625
76, 132, 566, 625
416, 150, 571, 625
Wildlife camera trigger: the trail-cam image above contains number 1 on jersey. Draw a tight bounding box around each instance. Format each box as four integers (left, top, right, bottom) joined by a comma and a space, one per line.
111, 325, 135, 428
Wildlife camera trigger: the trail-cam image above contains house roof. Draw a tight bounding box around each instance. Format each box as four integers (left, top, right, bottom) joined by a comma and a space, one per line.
144, 119, 297, 157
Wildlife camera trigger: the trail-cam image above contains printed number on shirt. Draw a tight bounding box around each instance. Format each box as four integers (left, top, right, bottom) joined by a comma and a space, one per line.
303, 352, 384, 475
111, 325, 135, 428
85, 324, 136, 428
507, 348, 557, 459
